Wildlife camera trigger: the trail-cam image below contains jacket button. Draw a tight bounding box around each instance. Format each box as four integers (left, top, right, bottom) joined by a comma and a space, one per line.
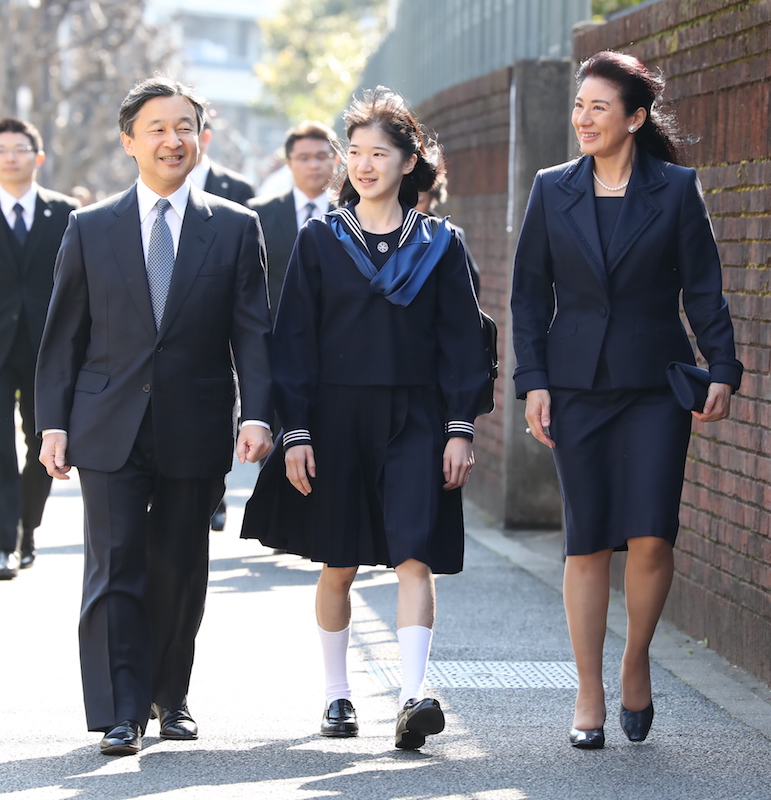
155, 345, 163, 352
142, 384, 151, 392
599, 307, 608, 318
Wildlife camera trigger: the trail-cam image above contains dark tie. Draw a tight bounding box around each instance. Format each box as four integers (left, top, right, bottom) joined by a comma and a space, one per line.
146, 198, 175, 330
12, 202, 27, 245
303, 201, 318, 223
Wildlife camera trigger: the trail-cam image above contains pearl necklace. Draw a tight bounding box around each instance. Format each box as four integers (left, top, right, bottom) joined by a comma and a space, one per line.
592, 170, 629, 192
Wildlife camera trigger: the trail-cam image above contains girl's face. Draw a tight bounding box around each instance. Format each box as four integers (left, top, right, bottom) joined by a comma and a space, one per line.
572, 76, 645, 161
347, 125, 417, 205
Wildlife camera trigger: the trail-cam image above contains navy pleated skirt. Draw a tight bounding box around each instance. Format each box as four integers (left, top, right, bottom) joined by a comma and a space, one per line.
241, 383, 465, 573
549, 387, 692, 556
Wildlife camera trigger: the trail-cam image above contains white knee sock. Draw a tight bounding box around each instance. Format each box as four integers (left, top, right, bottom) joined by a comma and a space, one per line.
318, 625, 351, 707
397, 625, 433, 707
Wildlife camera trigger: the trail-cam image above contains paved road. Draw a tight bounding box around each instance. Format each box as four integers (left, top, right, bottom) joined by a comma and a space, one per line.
1, 458, 769, 799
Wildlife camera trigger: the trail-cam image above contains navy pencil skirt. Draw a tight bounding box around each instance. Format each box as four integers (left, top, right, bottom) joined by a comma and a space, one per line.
241, 383, 465, 574
549, 387, 692, 556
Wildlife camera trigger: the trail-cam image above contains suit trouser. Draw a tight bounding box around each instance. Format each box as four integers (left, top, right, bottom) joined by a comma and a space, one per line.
77, 410, 224, 732
0, 326, 53, 552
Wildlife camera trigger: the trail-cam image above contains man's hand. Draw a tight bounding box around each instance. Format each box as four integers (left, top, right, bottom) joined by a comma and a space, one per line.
443, 437, 474, 490
237, 425, 274, 464
285, 445, 316, 496
39, 432, 71, 480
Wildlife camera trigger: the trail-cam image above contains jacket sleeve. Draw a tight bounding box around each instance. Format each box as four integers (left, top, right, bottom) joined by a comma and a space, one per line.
435, 230, 489, 435
271, 224, 321, 443
510, 171, 555, 398
229, 211, 274, 423
34, 213, 91, 434
677, 170, 743, 390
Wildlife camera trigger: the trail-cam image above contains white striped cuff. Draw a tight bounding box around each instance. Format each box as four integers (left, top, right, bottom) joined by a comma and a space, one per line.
283, 428, 312, 450
445, 421, 475, 439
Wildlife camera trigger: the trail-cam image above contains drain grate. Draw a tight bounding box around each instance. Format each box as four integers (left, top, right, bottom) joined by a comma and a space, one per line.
366, 660, 578, 689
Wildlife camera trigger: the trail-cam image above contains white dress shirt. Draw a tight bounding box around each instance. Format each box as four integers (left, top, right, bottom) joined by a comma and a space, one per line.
292, 187, 330, 229
188, 155, 210, 191
0, 182, 37, 231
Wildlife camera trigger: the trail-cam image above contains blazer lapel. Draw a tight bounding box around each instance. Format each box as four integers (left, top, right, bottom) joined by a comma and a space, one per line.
605, 149, 667, 273
107, 186, 157, 338
157, 186, 215, 337
556, 156, 609, 295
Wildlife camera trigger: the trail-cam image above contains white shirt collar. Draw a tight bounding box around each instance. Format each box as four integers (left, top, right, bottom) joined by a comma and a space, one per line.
136, 178, 190, 223
188, 155, 211, 190
292, 186, 330, 214
0, 182, 38, 219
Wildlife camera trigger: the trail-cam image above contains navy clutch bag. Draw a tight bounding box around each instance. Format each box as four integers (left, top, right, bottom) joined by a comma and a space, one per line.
666, 362, 711, 411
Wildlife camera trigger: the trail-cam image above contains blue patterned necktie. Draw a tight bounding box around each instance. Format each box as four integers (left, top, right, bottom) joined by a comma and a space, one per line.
12, 202, 27, 245
146, 198, 175, 330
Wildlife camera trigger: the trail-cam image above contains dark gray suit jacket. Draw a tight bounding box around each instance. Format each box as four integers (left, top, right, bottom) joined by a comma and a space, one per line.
35, 184, 272, 478
204, 162, 255, 205
0, 187, 79, 367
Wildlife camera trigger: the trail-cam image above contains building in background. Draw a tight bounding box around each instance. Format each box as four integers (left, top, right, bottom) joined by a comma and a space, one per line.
146, 0, 287, 188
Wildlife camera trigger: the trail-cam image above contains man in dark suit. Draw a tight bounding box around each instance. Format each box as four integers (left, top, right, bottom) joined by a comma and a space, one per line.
189, 121, 255, 532
249, 121, 337, 313
0, 118, 78, 580
190, 121, 255, 205
35, 78, 273, 756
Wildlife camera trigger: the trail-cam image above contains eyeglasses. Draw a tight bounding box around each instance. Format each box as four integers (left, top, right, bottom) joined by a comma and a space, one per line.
0, 145, 35, 156
290, 153, 335, 164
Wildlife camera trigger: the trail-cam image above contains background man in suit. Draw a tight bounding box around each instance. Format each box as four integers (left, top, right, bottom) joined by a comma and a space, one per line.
189, 120, 255, 532
189, 120, 255, 205
0, 118, 78, 580
36, 77, 273, 756
249, 121, 337, 313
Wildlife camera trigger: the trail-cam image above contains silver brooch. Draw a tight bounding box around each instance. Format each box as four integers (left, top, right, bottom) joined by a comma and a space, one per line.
377, 241, 389, 253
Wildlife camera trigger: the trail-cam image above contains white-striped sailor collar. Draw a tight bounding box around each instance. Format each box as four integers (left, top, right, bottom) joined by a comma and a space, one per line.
330, 203, 422, 255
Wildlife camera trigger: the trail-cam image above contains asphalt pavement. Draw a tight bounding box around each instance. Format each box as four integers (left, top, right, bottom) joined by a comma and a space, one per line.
1, 455, 769, 800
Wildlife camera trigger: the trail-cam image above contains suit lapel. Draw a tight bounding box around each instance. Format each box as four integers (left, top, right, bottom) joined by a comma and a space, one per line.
107, 186, 157, 338
157, 186, 215, 337
606, 149, 667, 273
280, 192, 298, 240
557, 156, 609, 294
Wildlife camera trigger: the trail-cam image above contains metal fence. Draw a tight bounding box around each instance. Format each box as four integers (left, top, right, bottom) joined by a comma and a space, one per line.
358, 0, 592, 107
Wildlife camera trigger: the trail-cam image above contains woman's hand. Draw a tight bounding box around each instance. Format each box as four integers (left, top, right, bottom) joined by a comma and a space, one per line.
443, 437, 474, 490
525, 389, 556, 448
692, 383, 732, 422
285, 444, 316, 496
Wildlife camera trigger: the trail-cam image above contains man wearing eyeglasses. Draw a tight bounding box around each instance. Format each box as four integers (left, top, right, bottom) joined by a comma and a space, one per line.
0, 118, 79, 579
248, 121, 338, 314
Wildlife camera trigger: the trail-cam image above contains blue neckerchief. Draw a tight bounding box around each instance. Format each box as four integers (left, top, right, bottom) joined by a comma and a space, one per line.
328, 205, 453, 307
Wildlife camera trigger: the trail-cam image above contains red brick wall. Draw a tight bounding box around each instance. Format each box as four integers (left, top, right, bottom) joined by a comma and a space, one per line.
575, 0, 771, 685
418, 69, 514, 515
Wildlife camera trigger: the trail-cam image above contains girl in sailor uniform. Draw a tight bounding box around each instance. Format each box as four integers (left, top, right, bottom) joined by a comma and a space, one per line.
241, 86, 489, 749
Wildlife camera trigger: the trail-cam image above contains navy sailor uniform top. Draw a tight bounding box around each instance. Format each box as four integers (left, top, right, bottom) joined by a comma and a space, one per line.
273, 203, 489, 449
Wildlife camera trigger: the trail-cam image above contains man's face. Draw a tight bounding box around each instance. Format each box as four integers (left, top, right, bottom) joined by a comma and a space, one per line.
0, 132, 44, 195
287, 137, 336, 197
120, 95, 199, 196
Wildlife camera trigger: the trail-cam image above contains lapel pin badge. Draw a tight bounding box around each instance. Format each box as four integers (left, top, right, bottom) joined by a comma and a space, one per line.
43, 208, 52, 217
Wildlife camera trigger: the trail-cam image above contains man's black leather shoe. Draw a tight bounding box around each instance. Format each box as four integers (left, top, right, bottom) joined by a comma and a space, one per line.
151, 703, 198, 739
210, 500, 227, 531
100, 720, 142, 755
395, 698, 445, 749
320, 699, 359, 737
0, 551, 19, 580
20, 530, 35, 568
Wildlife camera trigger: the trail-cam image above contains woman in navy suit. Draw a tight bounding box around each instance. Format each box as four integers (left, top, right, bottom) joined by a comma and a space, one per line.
511, 52, 742, 749
242, 87, 488, 749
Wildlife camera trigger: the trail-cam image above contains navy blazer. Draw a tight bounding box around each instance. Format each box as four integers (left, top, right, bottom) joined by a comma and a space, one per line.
35, 184, 272, 478
511, 150, 742, 398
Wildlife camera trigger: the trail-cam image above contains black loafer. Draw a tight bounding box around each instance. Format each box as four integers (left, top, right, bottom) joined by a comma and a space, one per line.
569, 727, 605, 749
620, 701, 654, 741
320, 698, 359, 737
151, 703, 198, 740
395, 698, 445, 750
100, 720, 142, 756
0, 551, 19, 580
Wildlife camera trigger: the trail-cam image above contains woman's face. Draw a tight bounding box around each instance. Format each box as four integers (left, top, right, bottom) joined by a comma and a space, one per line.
347, 125, 417, 204
572, 76, 645, 161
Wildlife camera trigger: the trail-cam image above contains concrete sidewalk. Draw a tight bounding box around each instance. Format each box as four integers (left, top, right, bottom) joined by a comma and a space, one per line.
0, 458, 769, 799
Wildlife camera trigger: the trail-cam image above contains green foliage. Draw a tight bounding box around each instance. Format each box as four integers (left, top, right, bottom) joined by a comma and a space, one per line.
592, 0, 648, 19
255, 0, 387, 126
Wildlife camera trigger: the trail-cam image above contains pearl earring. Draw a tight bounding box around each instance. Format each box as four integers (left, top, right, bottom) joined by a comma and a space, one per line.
628, 125, 637, 133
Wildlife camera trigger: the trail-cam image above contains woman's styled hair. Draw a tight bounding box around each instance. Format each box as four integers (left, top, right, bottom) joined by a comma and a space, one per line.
577, 51, 683, 165
335, 86, 445, 206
